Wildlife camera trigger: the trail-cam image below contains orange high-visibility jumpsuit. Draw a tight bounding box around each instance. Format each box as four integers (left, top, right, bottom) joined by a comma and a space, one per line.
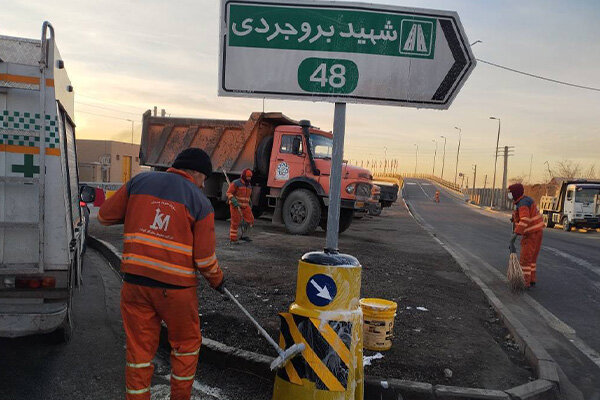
435, 190, 440, 203
227, 178, 254, 241
513, 195, 544, 287
99, 168, 224, 400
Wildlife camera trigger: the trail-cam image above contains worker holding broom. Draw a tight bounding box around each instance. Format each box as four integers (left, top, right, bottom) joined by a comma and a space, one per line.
98, 148, 225, 400
227, 168, 254, 243
508, 183, 544, 288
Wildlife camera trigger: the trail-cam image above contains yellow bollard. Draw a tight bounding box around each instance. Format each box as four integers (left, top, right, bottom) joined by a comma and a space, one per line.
272, 251, 363, 400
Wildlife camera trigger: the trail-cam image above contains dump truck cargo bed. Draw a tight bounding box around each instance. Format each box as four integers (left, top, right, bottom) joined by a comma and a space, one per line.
140, 111, 300, 174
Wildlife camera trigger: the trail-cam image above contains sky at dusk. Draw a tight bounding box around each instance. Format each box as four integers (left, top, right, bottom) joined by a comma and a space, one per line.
2, 0, 599, 184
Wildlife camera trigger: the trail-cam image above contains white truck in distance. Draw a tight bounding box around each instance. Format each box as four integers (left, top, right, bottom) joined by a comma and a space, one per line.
540, 180, 600, 232
0, 23, 94, 342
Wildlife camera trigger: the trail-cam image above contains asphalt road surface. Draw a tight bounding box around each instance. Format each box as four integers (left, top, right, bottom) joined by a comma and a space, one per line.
403, 178, 600, 399
0, 249, 271, 400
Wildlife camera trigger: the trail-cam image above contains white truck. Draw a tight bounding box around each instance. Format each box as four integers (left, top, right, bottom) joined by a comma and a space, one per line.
540, 180, 600, 232
0, 22, 94, 342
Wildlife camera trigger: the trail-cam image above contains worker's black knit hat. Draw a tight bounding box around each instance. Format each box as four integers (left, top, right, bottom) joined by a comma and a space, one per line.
172, 148, 212, 178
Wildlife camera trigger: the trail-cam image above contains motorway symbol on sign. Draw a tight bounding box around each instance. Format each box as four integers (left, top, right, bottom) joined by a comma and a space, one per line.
219, 0, 476, 109
306, 274, 337, 307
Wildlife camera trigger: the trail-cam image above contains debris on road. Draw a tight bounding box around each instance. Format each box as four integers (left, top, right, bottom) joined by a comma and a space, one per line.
364, 353, 384, 366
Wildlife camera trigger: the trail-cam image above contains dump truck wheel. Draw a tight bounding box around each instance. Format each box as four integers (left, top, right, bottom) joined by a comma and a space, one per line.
283, 189, 321, 235
369, 203, 382, 216
256, 136, 274, 176
562, 216, 571, 232
339, 209, 354, 233
319, 209, 354, 233
543, 213, 555, 228
213, 202, 231, 220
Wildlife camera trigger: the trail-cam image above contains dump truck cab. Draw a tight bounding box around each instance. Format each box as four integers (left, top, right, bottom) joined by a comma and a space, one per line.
540, 180, 600, 231
266, 123, 371, 234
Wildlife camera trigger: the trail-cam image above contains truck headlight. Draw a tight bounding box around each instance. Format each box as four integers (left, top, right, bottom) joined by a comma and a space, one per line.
346, 184, 356, 194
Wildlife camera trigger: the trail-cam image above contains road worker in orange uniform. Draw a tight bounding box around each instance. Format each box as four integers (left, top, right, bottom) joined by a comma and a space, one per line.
435, 190, 440, 203
227, 168, 254, 243
98, 148, 224, 400
509, 183, 544, 288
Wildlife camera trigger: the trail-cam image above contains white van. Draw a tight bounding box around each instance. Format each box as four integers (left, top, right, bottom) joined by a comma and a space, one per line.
0, 22, 94, 342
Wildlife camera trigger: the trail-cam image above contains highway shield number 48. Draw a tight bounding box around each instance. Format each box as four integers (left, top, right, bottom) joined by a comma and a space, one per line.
298, 58, 359, 94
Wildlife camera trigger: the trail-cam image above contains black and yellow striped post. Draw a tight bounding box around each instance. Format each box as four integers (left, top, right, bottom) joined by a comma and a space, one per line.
272, 251, 363, 400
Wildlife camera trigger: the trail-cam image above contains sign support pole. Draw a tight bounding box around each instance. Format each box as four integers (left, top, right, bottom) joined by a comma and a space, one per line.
325, 102, 346, 252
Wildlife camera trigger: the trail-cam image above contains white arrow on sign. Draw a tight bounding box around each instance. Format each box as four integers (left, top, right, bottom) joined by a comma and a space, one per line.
310, 279, 332, 301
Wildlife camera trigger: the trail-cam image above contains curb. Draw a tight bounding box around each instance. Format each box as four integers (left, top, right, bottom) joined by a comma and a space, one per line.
89, 234, 561, 400
401, 199, 563, 400
88, 234, 276, 380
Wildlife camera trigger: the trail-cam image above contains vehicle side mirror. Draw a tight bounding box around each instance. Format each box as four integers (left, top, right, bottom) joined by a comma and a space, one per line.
292, 137, 303, 155
79, 185, 96, 203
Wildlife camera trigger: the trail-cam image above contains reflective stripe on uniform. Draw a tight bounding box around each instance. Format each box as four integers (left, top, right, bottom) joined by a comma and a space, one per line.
126, 386, 151, 394
126, 361, 152, 368
195, 254, 216, 267
524, 222, 544, 233
122, 253, 195, 276
171, 373, 195, 381
172, 347, 200, 357
125, 233, 192, 256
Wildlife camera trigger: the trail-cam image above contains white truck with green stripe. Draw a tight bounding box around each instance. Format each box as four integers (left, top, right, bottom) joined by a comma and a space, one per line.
0, 22, 94, 341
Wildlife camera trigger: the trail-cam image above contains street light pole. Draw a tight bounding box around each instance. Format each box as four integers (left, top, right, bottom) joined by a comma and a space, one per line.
489, 117, 501, 208
440, 135, 447, 180
431, 139, 437, 175
454, 126, 462, 185
414, 144, 418, 175
126, 119, 134, 144
383, 146, 388, 174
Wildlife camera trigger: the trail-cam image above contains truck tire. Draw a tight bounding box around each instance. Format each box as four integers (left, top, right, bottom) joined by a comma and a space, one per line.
543, 213, 555, 228
369, 203, 382, 216
319, 208, 354, 233
256, 136, 273, 177
562, 216, 572, 232
283, 189, 321, 235
339, 209, 354, 233
212, 201, 231, 221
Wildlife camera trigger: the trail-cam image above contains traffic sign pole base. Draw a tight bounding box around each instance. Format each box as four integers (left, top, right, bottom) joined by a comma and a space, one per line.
272, 251, 364, 400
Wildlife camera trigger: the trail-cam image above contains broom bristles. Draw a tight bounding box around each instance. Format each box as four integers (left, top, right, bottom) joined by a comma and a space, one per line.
507, 253, 526, 294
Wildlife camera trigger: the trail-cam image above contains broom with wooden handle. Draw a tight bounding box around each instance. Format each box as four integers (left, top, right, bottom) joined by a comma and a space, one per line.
507, 235, 526, 293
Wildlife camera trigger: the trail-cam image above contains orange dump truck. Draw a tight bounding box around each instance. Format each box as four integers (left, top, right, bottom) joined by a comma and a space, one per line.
140, 111, 373, 235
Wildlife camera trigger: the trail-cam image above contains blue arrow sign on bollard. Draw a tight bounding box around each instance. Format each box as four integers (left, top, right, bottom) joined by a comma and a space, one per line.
306, 274, 337, 307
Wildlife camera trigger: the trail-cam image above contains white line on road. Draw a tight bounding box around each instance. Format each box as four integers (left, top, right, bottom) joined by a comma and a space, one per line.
544, 246, 600, 279
416, 182, 432, 200
404, 198, 600, 370
405, 182, 416, 185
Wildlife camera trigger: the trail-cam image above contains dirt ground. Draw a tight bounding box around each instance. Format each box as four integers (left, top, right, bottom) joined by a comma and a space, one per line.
90, 202, 532, 389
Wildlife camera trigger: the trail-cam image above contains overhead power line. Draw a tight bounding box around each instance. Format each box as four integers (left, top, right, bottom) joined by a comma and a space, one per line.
76, 101, 142, 116
476, 58, 600, 92
77, 110, 139, 122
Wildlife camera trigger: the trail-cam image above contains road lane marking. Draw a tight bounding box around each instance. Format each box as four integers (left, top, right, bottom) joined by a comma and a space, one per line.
405, 182, 416, 185
416, 182, 432, 200
404, 197, 600, 369
544, 246, 600, 279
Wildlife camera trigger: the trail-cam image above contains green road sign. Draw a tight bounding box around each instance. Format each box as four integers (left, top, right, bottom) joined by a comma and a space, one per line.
219, 0, 476, 109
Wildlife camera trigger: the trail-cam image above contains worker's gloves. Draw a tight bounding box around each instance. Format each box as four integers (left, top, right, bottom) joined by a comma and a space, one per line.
214, 279, 226, 294
230, 197, 240, 208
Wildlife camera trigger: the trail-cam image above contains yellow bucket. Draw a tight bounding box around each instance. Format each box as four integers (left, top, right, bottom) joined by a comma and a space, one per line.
360, 298, 397, 351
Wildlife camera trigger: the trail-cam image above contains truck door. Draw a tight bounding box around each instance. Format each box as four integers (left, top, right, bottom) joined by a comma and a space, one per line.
564, 188, 574, 221
268, 134, 305, 188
